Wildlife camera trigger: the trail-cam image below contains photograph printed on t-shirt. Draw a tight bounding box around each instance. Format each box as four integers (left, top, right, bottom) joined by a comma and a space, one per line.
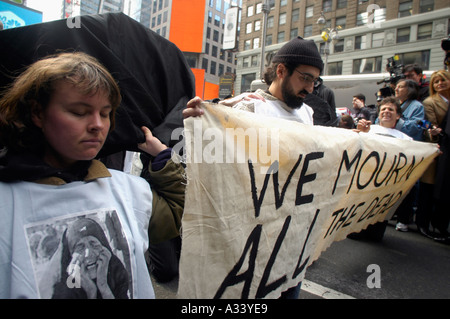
24, 209, 133, 299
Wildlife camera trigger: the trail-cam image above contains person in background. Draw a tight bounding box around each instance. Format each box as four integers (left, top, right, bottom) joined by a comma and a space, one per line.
356, 96, 412, 141
418, 70, 450, 242
351, 97, 411, 241
0, 52, 185, 298
390, 79, 425, 232
351, 93, 372, 124
304, 77, 338, 127
338, 114, 356, 129
402, 64, 429, 102
394, 79, 425, 142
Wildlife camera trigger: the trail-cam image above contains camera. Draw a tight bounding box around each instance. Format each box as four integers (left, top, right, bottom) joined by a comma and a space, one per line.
417, 120, 432, 130
442, 35, 450, 67
376, 56, 405, 101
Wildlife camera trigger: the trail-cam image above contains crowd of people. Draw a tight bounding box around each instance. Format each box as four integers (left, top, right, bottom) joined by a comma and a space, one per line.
1, 34, 449, 299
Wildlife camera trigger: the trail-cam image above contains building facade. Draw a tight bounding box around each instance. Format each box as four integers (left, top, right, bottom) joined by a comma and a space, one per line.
236, 0, 450, 94
63, 0, 240, 100
148, 0, 240, 99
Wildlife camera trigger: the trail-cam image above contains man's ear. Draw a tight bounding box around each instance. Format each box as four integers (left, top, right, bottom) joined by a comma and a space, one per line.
276, 63, 287, 79
30, 100, 44, 129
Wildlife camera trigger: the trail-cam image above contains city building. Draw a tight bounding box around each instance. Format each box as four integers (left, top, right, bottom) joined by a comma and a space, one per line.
60, 0, 241, 100
145, 0, 240, 100
236, 0, 450, 94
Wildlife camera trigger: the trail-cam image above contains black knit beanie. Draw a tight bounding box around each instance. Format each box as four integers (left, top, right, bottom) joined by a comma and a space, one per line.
272, 36, 324, 73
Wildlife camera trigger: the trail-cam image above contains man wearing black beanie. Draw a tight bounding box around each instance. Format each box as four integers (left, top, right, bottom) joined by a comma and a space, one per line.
183, 37, 324, 299
185, 37, 324, 126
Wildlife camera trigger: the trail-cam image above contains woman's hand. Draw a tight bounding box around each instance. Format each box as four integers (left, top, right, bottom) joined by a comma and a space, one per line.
138, 126, 168, 157
183, 96, 205, 119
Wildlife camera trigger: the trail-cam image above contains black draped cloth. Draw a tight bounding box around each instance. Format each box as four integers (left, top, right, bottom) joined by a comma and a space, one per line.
434, 105, 450, 202
0, 12, 195, 157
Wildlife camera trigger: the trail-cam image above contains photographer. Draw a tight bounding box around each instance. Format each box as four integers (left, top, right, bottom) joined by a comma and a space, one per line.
403, 64, 429, 102
443, 35, 450, 70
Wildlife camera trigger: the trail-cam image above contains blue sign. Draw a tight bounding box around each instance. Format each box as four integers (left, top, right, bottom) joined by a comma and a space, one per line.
0, 0, 42, 29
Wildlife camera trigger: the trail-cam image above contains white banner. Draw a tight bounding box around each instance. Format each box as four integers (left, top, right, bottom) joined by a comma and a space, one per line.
177, 103, 439, 299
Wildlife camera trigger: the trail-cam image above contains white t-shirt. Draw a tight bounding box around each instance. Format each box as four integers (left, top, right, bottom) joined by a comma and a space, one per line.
0, 170, 155, 299
366, 124, 413, 140
234, 89, 314, 124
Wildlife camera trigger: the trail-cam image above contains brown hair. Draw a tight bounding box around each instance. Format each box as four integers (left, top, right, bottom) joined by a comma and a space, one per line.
379, 96, 402, 115
0, 52, 121, 152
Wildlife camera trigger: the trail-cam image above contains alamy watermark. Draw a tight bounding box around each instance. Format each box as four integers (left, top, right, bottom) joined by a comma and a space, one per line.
171, 120, 280, 173
66, 16, 81, 29
366, 264, 381, 288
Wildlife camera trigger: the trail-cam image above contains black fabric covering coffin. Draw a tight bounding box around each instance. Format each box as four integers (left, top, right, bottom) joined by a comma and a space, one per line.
0, 12, 195, 157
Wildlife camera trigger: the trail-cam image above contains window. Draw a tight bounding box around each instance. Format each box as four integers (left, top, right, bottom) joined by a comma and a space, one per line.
255, 20, 261, 32
328, 62, 343, 75
336, 16, 346, 29
241, 73, 256, 92
304, 25, 313, 38
205, 42, 210, 54
243, 57, 250, 68
267, 16, 274, 28
290, 28, 298, 39
218, 64, 224, 76
253, 38, 260, 49
210, 61, 216, 75
202, 58, 208, 71
292, 9, 300, 23
337, 0, 347, 9
277, 31, 285, 43
417, 23, 432, 40
214, 15, 221, 27
213, 30, 219, 42
251, 55, 258, 67
212, 45, 218, 58
372, 32, 384, 48
352, 57, 383, 74
355, 35, 367, 50
208, 11, 212, 23
256, 3, 262, 14
397, 27, 410, 43
334, 39, 344, 53
419, 0, 434, 13
305, 6, 314, 18
266, 34, 273, 46
357, 8, 386, 26
396, 50, 430, 70
398, 1, 413, 18
281, 0, 287, 6
244, 39, 251, 50
246, 22, 252, 34
323, 0, 332, 13
247, 5, 254, 17
279, 13, 287, 25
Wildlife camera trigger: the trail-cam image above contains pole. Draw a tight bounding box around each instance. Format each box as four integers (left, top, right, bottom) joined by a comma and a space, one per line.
260, 0, 270, 79
323, 40, 329, 76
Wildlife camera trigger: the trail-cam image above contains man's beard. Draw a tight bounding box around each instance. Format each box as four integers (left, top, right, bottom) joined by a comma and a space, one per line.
281, 78, 307, 109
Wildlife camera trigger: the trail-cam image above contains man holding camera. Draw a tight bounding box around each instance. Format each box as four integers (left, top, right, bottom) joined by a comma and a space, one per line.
402, 64, 429, 102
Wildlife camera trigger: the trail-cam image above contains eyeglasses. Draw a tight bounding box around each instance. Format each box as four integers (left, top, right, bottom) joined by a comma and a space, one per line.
294, 69, 319, 86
